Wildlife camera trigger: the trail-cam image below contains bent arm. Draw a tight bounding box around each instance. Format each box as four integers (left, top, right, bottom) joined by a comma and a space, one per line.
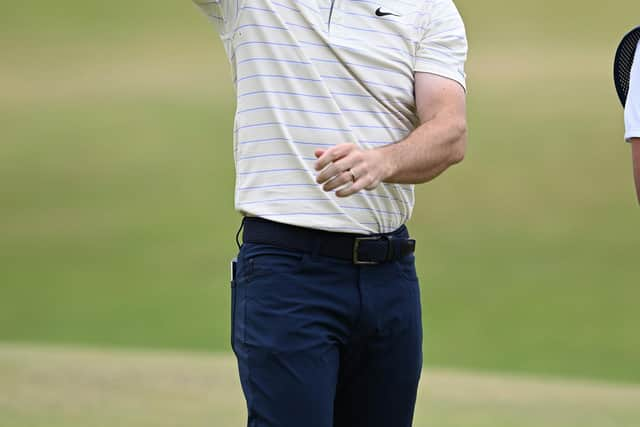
314, 73, 467, 197
378, 72, 467, 184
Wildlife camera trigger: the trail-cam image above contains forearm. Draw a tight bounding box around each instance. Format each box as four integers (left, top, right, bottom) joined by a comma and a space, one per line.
314, 75, 468, 197
378, 113, 467, 184
632, 139, 640, 204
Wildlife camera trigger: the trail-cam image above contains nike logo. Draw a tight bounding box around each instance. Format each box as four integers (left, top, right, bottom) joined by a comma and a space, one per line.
375, 7, 400, 17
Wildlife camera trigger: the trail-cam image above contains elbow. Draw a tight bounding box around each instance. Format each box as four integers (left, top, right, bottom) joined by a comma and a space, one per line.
448, 120, 467, 165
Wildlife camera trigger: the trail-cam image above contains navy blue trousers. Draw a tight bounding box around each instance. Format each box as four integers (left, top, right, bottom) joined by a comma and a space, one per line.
231, 226, 422, 427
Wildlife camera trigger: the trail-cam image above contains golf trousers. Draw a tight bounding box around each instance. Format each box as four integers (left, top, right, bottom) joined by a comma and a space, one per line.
231, 222, 423, 427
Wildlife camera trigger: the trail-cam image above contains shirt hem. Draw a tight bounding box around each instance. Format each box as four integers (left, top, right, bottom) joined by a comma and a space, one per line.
625, 129, 640, 142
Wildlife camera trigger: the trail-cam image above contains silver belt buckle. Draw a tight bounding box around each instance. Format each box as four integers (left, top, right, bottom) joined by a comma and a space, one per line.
353, 236, 383, 265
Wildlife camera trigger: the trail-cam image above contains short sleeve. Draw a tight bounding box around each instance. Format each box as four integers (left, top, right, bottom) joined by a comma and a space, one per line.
193, 0, 241, 37
414, 0, 468, 90
625, 41, 640, 141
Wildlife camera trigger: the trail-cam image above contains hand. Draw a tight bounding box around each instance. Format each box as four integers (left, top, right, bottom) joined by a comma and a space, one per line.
314, 143, 391, 197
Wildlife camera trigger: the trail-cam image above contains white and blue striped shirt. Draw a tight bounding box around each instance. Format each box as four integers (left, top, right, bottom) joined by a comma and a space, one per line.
195, 0, 467, 233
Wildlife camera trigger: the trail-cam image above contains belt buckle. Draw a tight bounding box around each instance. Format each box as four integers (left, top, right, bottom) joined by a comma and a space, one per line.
353, 236, 383, 265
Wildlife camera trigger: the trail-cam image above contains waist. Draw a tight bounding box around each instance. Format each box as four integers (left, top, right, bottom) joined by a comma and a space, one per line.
242, 217, 416, 265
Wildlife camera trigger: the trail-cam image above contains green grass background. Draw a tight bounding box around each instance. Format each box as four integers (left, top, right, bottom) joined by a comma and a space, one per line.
1, 0, 640, 385
3, 345, 640, 427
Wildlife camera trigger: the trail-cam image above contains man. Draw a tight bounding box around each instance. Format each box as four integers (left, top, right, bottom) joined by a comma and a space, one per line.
194, 1, 468, 426
624, 37, 640, 202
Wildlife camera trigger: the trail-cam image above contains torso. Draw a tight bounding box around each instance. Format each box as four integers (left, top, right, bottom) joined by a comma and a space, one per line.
196, 0, 465, 233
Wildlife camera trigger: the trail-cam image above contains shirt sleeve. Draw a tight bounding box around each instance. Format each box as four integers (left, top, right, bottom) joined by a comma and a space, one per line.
414, 0, 468, 90
625, 41, 640, 141
193, 0, 241, 37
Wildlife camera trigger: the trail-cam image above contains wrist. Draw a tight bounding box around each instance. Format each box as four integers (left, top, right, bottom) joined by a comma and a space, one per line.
374, 144, 398, 182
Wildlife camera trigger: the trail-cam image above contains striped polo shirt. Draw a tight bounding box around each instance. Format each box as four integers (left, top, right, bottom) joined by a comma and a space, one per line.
194, 0, 467, 234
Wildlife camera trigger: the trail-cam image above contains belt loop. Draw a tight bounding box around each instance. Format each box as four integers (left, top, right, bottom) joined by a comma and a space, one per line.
385, 236, 395, 262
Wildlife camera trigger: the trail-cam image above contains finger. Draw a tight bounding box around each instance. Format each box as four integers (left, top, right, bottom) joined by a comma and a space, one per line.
314, 146, 343, 172
336, 178, 368, 197
348, 166, 362, 183
364, 180, 380, 191
314, 149, 326, 158
314, 143, 355, 171
323, 171, 353, 192
335, 169, 379, 197
316, 162, 340, 184
315, 155, 358, 184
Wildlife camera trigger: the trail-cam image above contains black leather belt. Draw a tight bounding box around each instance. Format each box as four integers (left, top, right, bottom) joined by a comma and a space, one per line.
242, 217, 416, 265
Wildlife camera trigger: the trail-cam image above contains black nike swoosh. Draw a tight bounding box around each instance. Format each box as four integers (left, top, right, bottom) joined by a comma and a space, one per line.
375, 7, 400, 17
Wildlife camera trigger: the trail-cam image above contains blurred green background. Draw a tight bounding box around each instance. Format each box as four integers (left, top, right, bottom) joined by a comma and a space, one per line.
1, 0, 639, 394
